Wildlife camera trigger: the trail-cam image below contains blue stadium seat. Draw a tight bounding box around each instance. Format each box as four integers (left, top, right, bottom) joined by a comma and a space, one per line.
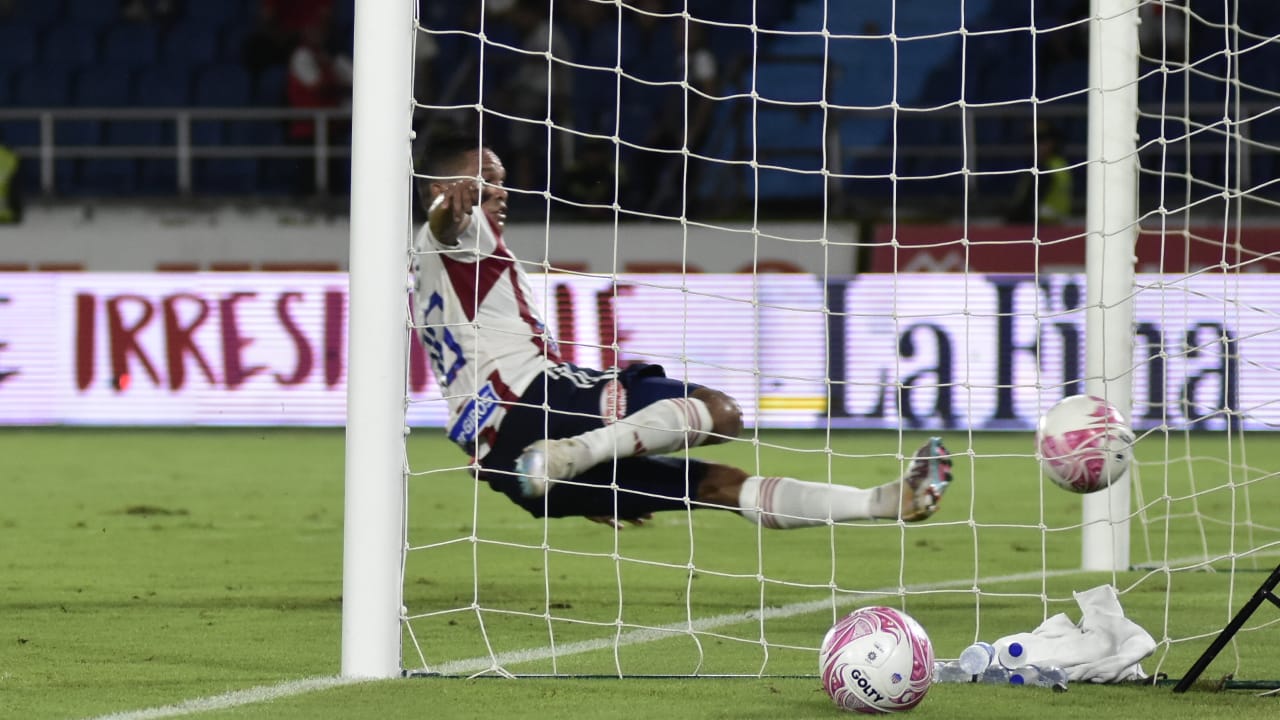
1040, 59, 1087, 102
754, 62, 825, 104
53, 109, 100, 196
334, 0, 355, 26
219, 24, 250, 65
162, 20, 220, 68
108, 118, 169, 146
14, 65, 74, 107
687, 0, 755, 26
101, 23, 160, 72
752, 160, 827, 200
0, 117, 39, 147
894, 2, 990, 38
828, 36, 894, 108
0, 26, 39, 66
0, 68, 11, 108
57, 118, 99, 146
228, 120, 283, 146
54, 162, 87, 196
253, 65, 288, 106
134, 66, 193, 106
1240, 40, 1280, 103
767, 33, 827, 59
966, 33, 1033, 104
191, 119, 223, 147
65, 0, 119, 25
571, 14, 620, 67
194, 157, 260, 195
139, 160, 179, 194
132, 116, 178, 194
183, 0, 243, 30
195, 64, 251, 106
41, 24, 101, 69
11, 0, 65, 28
569, 67, 616, 133
753, 106, 827, 201
840, 115, 890, 150
74, 66, 132, 106
755, 107, 825, 157
190, 62, 256, 194
81, 157, 139, 194
188, 109, 260, 194
785, 0, 894, 36
335, 0, 355, 54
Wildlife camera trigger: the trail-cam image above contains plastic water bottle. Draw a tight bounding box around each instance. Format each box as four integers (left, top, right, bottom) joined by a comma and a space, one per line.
932, 660, 975, 684
1040, 666, 1069, 690
1008, 665, 1069, 691
996, 641, 1027, 669
978, 665, 1012, 684
957, 641, 995, 674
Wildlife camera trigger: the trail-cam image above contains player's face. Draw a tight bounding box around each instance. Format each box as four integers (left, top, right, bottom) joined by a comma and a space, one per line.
477, 149, 508, 228
450, 148, 508, 228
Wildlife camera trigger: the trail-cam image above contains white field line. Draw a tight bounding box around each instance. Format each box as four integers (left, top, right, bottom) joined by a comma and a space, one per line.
84, 563, 1114, 719
428, 566, 1077, 676
83, 676, 365, 720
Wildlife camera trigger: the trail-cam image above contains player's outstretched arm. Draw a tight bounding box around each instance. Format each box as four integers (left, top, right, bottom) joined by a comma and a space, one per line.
428, 179, 480, 247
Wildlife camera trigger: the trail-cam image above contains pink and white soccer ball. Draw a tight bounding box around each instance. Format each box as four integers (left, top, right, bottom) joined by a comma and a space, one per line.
1037, 394, 1137, 494
819, 606, 934, 714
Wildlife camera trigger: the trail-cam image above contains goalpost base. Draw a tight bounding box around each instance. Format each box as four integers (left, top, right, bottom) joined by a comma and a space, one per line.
1172, 562, 1280, 693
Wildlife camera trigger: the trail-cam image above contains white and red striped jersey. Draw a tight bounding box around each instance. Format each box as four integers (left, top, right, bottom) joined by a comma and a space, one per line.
412, 201, 559, 458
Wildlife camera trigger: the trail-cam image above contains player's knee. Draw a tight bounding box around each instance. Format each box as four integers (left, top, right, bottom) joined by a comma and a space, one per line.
692, 387, 743, 441
697, 464, 749, 507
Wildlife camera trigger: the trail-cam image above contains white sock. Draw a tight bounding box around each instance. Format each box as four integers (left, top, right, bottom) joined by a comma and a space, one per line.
573, 397, 714, 465
737, 475, 898, 528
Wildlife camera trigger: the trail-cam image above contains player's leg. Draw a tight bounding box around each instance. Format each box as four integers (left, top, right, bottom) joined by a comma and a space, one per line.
484, 363, 709, 506
697, 437, 955, 526
534, 455, 707, 520
516, 364, 741, 482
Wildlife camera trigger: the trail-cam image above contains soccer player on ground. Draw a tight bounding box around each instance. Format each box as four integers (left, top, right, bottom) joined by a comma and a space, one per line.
412, 131, 954, 529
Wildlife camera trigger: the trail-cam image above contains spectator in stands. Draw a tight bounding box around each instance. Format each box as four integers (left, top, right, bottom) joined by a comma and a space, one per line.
285, 14, 353, 193
285, 18, 352, 143
1039, 1, 1089, 69
244, 0, 335, 77
1140, 1, 1187, 62
491, 0, 575, 195
563, 140, 627, 219
0, 130, 23, 225
1007, 122, 1073, 224
628, 20, 720, 216
412, 33, 440, 111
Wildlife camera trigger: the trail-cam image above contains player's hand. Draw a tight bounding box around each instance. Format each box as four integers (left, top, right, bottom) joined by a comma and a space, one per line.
586, 513, 653, 530
429, 179, 481, 245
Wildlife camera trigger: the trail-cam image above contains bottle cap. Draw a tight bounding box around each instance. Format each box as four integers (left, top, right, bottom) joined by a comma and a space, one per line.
1010, 674, 1026, 685
1008, 642, 1023, 658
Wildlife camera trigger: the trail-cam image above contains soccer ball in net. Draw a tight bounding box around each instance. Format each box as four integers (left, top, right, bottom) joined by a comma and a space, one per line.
1037, 394, 1137, 494
818, 606, 934, 714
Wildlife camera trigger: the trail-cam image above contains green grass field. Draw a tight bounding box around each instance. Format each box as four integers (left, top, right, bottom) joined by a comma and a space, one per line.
3, 428, 1278, 719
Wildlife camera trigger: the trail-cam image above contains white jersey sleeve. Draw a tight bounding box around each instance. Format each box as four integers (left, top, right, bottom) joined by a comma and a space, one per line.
411, 203, 559, 458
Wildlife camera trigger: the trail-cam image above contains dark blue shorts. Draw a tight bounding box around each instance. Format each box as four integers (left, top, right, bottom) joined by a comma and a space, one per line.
481, 362, 710, 519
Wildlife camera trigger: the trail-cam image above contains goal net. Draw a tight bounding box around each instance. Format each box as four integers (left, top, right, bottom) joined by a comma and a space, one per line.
343, 0, 1280, 682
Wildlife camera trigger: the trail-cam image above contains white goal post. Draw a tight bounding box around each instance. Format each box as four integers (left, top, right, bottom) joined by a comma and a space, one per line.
1082, 0, 1139, 572
341, 0, 1280, 681
341, 0, 414, 679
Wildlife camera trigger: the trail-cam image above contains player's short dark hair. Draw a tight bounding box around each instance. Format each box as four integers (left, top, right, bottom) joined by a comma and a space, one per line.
416, 126, 487, 181
412, 123, 488, 214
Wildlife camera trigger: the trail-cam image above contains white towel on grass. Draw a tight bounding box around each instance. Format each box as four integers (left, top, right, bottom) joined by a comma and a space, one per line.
992, 584, 1157, 684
